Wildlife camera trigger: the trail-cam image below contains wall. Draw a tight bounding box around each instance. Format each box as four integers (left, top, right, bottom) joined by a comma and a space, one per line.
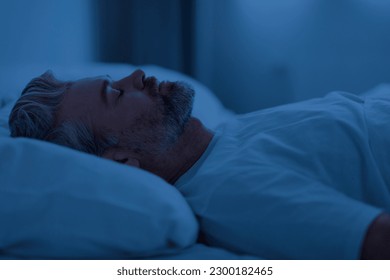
194, 0, 390, 113
94, 0, 195, 74
2, 0, 389, 114
0, 0, 94, 65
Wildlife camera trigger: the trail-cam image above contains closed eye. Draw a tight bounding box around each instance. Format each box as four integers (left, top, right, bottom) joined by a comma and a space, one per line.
115, 88, 124, 105
102, 76, 123, 104
117, 89, 124, 99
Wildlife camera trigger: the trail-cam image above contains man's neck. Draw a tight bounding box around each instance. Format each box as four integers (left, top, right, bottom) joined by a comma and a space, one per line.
152, 117, 214, 184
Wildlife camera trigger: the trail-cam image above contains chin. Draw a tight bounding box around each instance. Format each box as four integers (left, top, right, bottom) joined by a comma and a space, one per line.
161, 82, 195, 144
164, 82, 194, 125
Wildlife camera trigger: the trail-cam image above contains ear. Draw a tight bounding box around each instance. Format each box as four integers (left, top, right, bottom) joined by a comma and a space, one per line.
102, 148, 140, 168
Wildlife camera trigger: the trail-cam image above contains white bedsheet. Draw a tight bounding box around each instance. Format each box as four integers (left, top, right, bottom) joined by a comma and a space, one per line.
147, 244, 259, 260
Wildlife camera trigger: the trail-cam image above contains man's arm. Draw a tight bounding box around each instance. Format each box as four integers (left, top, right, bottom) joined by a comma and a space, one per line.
361, 212, 390, 259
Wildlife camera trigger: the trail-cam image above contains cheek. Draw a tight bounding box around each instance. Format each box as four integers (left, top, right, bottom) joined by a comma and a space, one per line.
58, 96, 96, 123
114, 98, 162, 128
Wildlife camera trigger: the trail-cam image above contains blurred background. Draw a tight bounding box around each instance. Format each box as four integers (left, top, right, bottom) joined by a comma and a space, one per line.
1, 0, 390, 113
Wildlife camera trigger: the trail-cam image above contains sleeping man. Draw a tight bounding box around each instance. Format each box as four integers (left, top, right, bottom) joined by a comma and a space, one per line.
8, 69, 390, 260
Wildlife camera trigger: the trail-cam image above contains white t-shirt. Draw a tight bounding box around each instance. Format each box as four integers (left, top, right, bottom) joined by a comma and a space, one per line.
175, 92, 390, 259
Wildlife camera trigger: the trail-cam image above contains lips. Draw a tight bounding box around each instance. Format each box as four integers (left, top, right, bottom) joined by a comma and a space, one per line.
143, 76, 159, 92
142, 74, 177, 97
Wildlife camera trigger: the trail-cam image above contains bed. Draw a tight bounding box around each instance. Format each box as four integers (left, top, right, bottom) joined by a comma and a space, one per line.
0, 62, 259, 259
2, 63, 390, 260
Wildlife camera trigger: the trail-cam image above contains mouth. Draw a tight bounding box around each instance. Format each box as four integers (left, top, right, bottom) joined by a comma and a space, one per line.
144, 76, 174, 96
143, 76, 159, 92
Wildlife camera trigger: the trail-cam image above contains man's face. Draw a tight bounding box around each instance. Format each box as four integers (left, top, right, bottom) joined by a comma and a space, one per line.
57, 69, 194, 156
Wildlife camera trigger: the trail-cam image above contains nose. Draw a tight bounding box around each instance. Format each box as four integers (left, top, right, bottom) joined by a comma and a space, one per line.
113, 69, 145, 91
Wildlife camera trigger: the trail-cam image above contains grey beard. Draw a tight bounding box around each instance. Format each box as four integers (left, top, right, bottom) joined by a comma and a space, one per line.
120, 81, 195, 157
161, 81, 194, 146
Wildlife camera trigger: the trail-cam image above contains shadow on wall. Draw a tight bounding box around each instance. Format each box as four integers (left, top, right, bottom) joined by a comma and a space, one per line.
194, 0, 390, 113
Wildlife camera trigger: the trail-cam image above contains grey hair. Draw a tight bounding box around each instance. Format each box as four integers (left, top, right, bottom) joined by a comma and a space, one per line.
8, 71, 117, 156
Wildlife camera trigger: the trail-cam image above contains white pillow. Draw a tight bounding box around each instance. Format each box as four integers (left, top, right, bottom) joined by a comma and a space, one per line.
0, 63, 232, 259
0, 137, 198, 259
